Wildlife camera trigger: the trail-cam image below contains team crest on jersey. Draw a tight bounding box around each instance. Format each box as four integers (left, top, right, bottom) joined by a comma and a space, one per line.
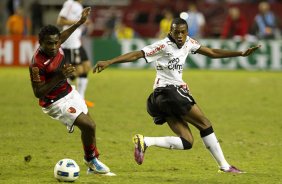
67, 107, 76, 113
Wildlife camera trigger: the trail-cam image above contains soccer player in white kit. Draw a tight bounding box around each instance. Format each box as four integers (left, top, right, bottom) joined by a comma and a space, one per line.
57, 0, 94, 107
93, 18, 260, 173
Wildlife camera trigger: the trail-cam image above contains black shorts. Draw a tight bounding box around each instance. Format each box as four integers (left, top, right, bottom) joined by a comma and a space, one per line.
147, 85, 196, 125
63, 47, 89, 66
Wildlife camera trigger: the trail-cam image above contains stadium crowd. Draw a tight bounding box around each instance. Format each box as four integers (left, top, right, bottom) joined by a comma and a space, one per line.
0, 0, 281, 40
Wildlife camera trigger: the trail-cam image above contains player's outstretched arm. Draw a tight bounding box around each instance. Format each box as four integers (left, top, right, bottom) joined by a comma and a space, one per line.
196, 45, 261, 58
93, 51, 144, 73
60, 7, 91, 44
57, 16, 77, 27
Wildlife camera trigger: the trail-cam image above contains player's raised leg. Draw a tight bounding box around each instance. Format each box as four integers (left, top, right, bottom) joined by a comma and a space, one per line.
133, 119, 193, 165
184, 104, 245, 173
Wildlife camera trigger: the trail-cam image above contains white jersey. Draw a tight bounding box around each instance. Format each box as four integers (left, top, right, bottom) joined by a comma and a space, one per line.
59, 0, 83, 49
142, 36, 201, 89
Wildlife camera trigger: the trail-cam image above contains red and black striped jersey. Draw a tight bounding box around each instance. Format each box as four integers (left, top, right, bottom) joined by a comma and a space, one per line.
29, 47, 72, 107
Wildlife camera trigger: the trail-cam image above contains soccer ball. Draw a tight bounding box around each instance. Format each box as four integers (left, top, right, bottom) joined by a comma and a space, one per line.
54, 158, 80, 182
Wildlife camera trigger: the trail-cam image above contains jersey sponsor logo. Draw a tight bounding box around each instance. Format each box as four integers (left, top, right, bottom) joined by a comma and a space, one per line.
190, 38, 199, 45
146, 44, 165, 56
67, 107, 76, 113
168, 58, 183, 73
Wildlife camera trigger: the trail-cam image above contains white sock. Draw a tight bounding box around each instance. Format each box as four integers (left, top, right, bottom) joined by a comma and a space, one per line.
144, 136, 184, 150
202, 133, 230, 169
77, 77, 88, 99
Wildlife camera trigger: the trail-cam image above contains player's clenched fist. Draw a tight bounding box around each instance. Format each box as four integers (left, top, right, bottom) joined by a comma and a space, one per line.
62, 64, 76, 78
78, 7, 91, 25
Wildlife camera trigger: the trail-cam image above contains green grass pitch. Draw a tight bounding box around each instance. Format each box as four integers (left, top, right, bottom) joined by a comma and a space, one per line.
0, 67, 281, 184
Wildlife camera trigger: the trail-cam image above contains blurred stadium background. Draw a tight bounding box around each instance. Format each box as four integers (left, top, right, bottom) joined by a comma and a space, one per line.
0, 0, 282, 69
1, 1, 282, 183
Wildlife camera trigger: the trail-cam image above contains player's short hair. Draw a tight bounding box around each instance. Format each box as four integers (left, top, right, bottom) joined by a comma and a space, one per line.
170, 18, 188, 30
38, 25, 60, 43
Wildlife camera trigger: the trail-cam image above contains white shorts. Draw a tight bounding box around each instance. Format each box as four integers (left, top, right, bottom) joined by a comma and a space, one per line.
42, 90, 88, 132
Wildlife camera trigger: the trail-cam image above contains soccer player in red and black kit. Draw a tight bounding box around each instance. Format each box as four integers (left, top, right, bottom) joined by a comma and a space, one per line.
29, 7, 113, 175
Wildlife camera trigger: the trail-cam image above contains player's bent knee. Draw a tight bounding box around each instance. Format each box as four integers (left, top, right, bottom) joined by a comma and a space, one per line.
75, 116, 96, 132
79, 73, 87, 78
85, 120, 95, 131
200, 126, 214, 137
180, 137, 193, 150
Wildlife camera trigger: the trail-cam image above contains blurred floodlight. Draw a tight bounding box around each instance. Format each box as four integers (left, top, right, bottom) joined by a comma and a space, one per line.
180, 12, 189, 20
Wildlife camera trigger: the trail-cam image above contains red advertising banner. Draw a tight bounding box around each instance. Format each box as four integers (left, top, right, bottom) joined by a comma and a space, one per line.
0, 36, 39, 67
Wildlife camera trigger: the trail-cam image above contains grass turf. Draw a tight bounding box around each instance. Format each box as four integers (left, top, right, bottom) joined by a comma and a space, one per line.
0, 68, 281, 184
